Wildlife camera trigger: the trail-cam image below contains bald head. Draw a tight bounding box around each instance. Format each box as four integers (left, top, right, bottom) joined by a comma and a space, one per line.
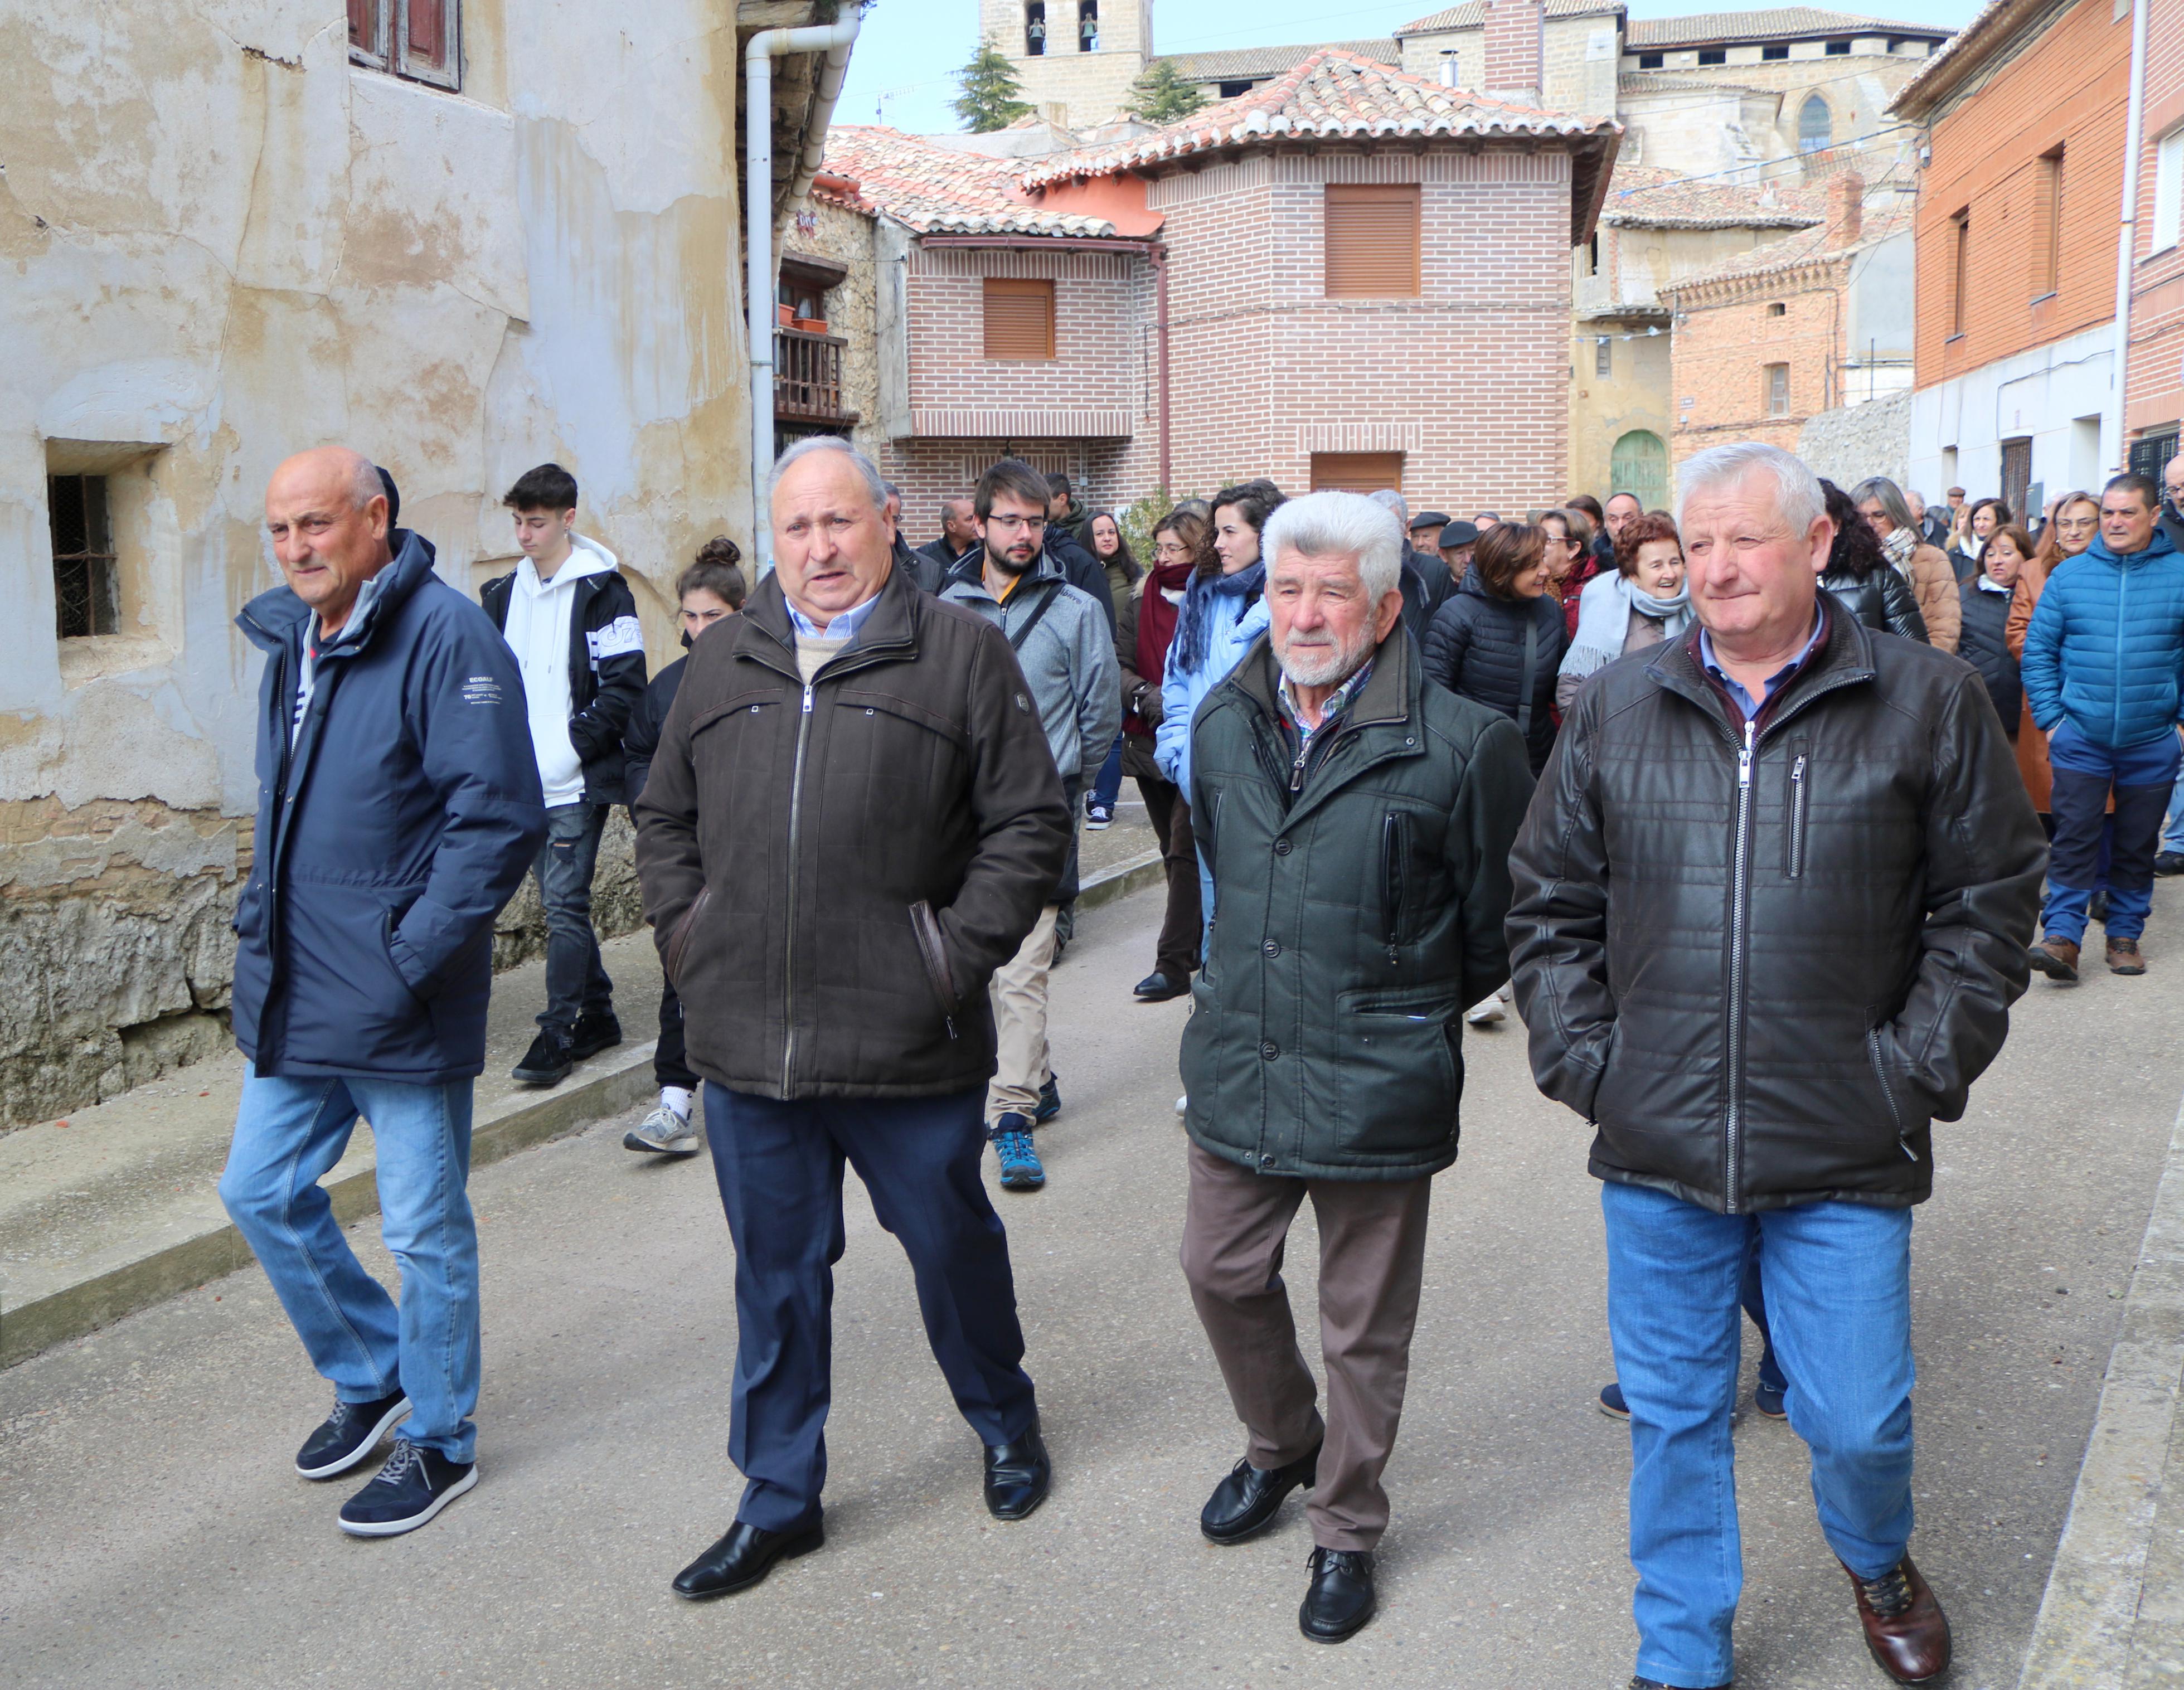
265, 445, 393, 636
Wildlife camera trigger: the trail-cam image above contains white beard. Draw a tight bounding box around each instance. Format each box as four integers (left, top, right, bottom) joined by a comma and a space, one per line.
1277, 628, 1372, 689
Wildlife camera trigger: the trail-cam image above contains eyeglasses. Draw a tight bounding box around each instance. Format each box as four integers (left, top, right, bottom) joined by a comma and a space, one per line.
986, 513, 1047, 533
1153, 541, 1191, 559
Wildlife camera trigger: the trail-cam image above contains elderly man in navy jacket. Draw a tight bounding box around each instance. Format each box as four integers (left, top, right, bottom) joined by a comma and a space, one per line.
221, 447, 545, 1538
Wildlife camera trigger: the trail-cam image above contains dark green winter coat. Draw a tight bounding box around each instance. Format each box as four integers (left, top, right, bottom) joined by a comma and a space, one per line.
1182, 627, 1535, 1181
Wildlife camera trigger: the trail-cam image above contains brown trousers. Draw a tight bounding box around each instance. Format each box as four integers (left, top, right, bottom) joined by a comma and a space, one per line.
1180, 1142, 1434, 1552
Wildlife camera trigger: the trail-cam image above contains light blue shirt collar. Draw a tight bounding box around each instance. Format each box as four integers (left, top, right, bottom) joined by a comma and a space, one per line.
1697, 608, 1826, 723
784, 588, 881, 644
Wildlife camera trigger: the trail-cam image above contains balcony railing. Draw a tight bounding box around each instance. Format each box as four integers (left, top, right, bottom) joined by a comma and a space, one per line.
775, 326, 860, 426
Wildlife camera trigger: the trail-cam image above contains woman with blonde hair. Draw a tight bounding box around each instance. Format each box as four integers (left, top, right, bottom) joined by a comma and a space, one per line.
2007, 491, 2100, 819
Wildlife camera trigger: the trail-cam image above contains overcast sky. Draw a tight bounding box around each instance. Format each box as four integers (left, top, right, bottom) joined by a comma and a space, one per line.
835, 0, 1984, 137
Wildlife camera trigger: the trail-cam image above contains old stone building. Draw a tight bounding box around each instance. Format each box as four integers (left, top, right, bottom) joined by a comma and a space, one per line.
0, 1, 852, 1130
822, 48, 1617, 523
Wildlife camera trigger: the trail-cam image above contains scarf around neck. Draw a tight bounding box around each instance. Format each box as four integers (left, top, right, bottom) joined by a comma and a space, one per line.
1170, 560, 1265, 676
1132, 559, 1196, 704
1881, 525, 1918, 571
1559, 570, 1692, 683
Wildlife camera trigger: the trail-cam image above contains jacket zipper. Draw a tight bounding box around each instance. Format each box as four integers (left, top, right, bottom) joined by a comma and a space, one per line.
1787, 752, 1809, 878
1725, 718, 1756, 1213
780, 681, 816, 1094
2113, 561, 2129, 746
1866, 1022, 1916, 1160
1381, 812, 1404, 966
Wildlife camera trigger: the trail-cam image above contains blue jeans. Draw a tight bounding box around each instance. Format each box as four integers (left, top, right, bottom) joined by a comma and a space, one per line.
1603, 1181, 1915, 1689
1090, 730, 1125, 812
703, 1082, 1038, 1531
219, 1067, 481, 1463
2044, 723, 2182, 943
532, 801, 614, 1036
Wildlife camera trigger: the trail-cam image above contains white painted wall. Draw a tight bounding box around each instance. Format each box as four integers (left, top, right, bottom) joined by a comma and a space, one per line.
1909, 323, 2119, 506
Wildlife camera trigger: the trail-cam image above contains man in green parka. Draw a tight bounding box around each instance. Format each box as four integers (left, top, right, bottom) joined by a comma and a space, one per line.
1177, 491, 1533, 1645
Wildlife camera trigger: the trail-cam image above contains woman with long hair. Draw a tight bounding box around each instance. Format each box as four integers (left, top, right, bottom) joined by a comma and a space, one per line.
1950, 495, 2010, 575
1852, 476, 1959, 652
1556, 513, 1692, 715
1818, 480, 1928, 642
1081, 511, 1142, 832
1115, 508, 1208, 1003
2008, 491, 2100, 818
1421, 521, 1568, 776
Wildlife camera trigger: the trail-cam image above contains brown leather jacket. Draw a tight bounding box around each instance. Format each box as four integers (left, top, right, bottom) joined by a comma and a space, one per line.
1905, 542, 1961, 654
633, 564, 1070, 1099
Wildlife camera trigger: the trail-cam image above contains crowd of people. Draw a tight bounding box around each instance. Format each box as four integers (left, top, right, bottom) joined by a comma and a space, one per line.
208, 430, 2184, 1690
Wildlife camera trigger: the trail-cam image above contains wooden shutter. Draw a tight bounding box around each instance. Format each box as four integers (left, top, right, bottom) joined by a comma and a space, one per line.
1324, 185, 1420, 299
983, 278, 1055, 361
1309, 452, 1405, 493
348, 0, 387, 66
397, 0, 458, 88
407, 0, 445, 65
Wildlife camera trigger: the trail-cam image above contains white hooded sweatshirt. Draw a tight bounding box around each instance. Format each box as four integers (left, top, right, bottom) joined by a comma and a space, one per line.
501, 533, 620, 807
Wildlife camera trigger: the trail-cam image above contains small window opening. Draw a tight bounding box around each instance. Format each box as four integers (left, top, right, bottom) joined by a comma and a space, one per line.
1025, 1, 1047, 56
1078, 0, 1098, 51
1763, 43, 1790, 60
1637, 51, 1664, 68
50, 474, 119, 639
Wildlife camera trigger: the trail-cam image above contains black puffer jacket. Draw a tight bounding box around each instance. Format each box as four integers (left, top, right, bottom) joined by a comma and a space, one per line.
1420, 569, 1567, 774
1506, 603, 2046, 1215
1819, 560, 1928, 644
1957, 577, 2021, 736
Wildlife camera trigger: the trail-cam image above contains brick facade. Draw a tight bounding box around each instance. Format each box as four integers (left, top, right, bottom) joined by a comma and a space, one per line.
2127, 0, 2184, 448
1664, 270, 1845, 460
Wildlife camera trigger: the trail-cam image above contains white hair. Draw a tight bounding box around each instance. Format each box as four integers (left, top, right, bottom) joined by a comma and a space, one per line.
1263, 491, 1404, 603
769, 435, 887, 511
1366, 487, 1410, 528
1676, 441, 1824, 536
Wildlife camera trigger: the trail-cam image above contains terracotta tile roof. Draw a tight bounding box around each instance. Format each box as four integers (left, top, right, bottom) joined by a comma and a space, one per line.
1019, 47, 1620, 188
1163, 40, 1401, 81
1600, 163, 1826, 229
817, 127, 1121, 237
1625, 8, 1948, 48
1396, 0, 1617, 31
1657, 190, 1913, 293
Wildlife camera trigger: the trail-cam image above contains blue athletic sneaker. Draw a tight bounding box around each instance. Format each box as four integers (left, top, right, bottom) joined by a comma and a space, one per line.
337, 1439, 478, 1537
1035, 1074, 1061, 1123
989, 1114, 1045, 1192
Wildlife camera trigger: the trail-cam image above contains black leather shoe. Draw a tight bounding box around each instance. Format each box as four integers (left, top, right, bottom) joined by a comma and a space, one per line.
983, 1420, 1051, 1520
1299, 1546, 1376, 1643
1134, 970, 1188, 1002
671, 1519, 824, 1599
1200, 1443, 1319, 1544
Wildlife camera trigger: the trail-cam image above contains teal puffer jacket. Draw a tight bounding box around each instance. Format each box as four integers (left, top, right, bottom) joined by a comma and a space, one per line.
1182, 630, 1534, 1182
2021, 530, 2184, 749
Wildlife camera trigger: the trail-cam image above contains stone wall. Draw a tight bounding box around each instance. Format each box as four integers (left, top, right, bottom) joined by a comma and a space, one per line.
1799, 391, 1912, 489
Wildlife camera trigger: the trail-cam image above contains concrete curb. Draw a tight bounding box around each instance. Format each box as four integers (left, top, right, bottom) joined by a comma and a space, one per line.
3, 854, 1165, 1370
2018, 1086, 2184, 1687
0, 1043, 657, 1370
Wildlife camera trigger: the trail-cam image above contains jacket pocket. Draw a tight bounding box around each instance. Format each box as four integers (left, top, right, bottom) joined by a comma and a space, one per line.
909, 900, 962, 1040
1865, 1017, 1915, 1160
1784, 740, 1811, 879
1334, 985, 1459, 1156
664, 887, 712, 989
380, 907, 426, 1007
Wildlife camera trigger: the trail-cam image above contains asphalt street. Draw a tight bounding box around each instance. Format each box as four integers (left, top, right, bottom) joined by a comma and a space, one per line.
6, 883, 2183, 1690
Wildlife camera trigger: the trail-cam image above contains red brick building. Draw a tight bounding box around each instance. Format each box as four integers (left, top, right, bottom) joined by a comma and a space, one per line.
823, 46, 1619, 525
2124, 0, 2184, 472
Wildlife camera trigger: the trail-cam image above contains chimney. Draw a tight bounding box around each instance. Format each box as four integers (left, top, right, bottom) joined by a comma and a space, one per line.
1827, 172, 1864, 246
1483, 0, 1544, 105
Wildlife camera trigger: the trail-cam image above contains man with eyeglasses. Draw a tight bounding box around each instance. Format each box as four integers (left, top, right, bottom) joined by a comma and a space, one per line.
940, 459, 1120, 1192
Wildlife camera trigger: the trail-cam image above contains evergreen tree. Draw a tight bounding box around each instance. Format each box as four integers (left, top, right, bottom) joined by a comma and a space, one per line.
953, 40, 1034, 133
1125, 60, 1209, 126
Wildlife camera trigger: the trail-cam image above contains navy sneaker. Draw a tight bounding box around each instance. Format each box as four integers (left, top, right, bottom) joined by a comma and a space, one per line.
338, 1439, 478, 1537
512, 1029, 573, 1085
1035, 1074, 1061, 1123
989, 1114, 1045, 1192
569, 1009, 623, 1062
1598, 1382, 1629, 1420
1085, 799, 1114, 831
1754, 1380, 1788, 1419
295, 1387, 410, 1479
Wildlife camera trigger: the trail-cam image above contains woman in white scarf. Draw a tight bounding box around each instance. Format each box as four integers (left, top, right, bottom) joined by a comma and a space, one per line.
1556, 512, 1692, 714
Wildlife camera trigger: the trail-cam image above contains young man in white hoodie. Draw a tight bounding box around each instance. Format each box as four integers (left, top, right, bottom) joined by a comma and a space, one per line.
481, 463, 648, 1086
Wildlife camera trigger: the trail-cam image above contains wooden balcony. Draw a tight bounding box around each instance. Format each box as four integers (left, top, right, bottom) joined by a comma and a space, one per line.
774, 326, 860, 427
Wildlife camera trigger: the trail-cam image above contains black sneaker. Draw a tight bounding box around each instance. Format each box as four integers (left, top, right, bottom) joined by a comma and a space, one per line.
295, 1388, 410, 1479
1035, 1074, 1061, 1123
1598, 1382, 1630, 1420
338, 1439, 478, 1537
2158, 851, 2184, 877
569, 1009, 623, 1062
512, 1029, 573, 1085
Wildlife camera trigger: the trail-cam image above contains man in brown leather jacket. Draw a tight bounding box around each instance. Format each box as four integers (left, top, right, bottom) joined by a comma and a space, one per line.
634, 436, 1070, 1601
1508, 441, 2044, 1690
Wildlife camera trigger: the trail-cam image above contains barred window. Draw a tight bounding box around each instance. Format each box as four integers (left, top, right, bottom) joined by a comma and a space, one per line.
50, 475, 119, 640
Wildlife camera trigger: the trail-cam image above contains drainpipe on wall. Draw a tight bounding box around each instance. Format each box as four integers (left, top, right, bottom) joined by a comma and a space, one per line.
2110, 0, 2149, 475
1152, 242, 1172, 494
748, 13, 862, 576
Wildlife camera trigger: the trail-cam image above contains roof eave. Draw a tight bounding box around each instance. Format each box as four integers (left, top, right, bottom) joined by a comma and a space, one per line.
1888, 0, 2071, 122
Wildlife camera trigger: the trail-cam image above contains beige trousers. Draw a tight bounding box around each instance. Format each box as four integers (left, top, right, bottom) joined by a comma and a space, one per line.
984, 903, 1059, 1125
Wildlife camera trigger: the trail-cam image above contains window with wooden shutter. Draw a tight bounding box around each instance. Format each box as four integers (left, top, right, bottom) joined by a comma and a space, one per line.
983, 278, 1056, 361
1309, 452, 1405, 493
350, 0, 459, 91
1323, 185, 1420, 299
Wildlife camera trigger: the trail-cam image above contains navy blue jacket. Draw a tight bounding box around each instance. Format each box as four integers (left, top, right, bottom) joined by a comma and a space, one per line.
2022, 528, 2184, 747
233, 533, 547, 1082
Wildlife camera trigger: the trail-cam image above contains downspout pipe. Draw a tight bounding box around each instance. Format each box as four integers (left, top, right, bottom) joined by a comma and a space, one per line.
748, 14, 862, 576
1153, 243, 1172, 494
2110, 0, 2149, 475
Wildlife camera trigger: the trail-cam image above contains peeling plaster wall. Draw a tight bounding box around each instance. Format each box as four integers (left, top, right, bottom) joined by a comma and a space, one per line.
0, 1, 759, 1130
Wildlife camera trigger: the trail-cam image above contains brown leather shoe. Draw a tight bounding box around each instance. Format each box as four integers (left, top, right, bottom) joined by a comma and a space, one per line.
2108, 936, 2147, 975
2028, 935, 2080, 982
1843, 1555, 1951, 1684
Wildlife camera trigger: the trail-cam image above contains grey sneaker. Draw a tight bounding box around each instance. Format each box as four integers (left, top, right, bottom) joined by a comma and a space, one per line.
624, 1105, 701, 1156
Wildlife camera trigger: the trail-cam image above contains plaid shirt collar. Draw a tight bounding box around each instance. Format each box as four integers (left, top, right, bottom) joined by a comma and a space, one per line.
1275, 657, 1375, 749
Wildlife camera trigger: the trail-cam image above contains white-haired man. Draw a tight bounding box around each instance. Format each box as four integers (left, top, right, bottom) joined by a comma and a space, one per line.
1508, 442, 2045, 1688
1178, 491, 1533, 1644
1366, 486, 1453, 635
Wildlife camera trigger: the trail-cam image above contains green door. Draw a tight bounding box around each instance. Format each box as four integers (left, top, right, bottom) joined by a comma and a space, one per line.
1610, 430, 1669, 512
